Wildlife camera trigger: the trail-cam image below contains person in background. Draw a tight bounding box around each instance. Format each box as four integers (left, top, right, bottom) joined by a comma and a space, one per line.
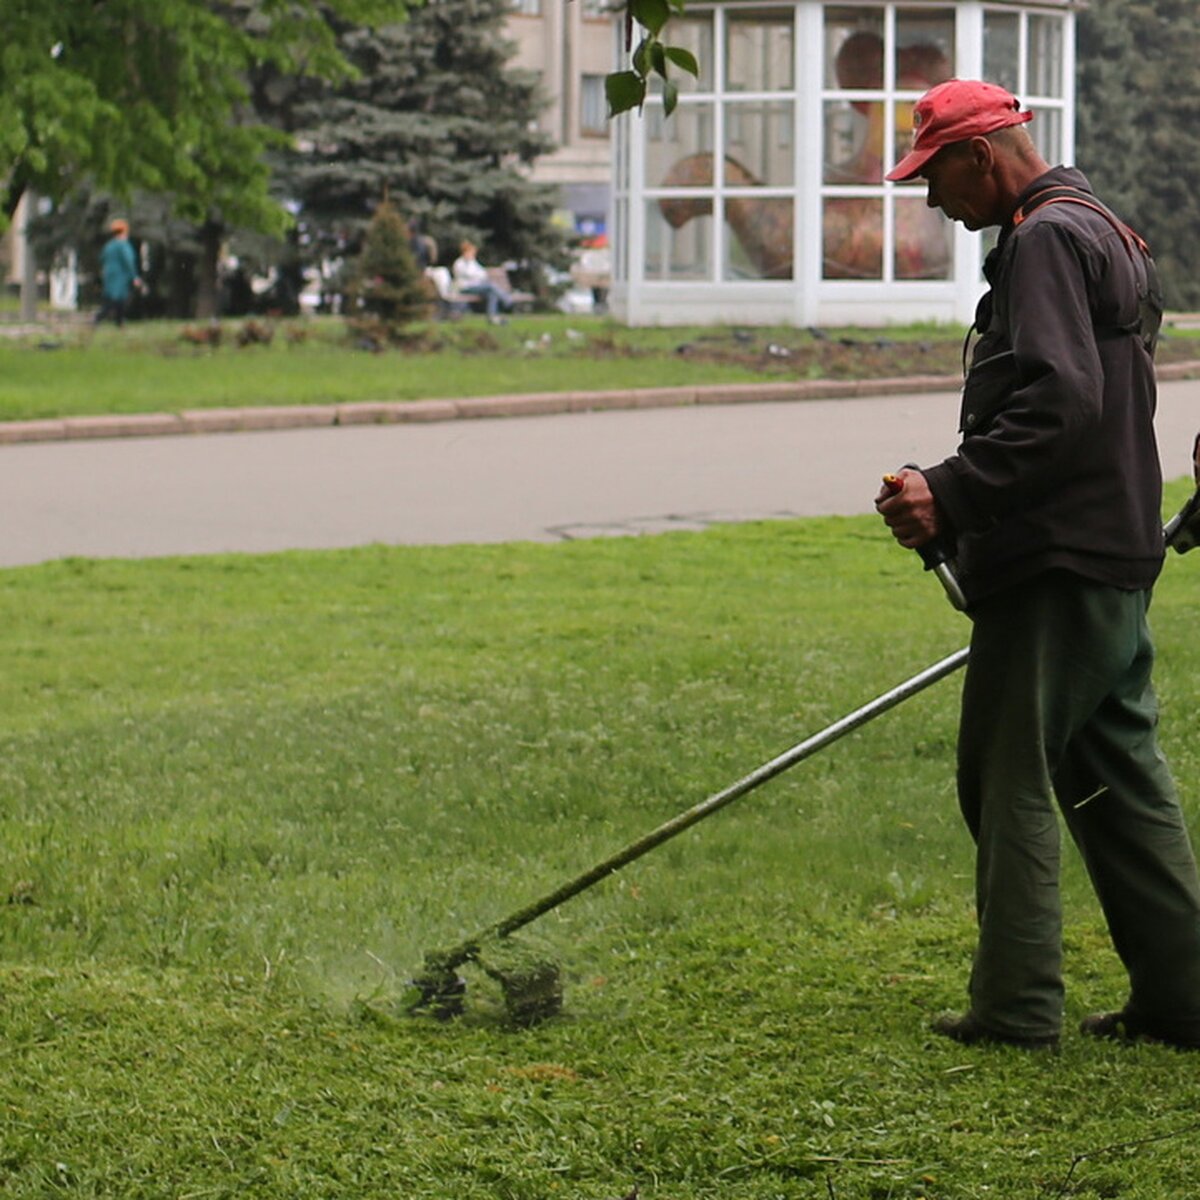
96, 219, 142, 327
451, 239, 513, 324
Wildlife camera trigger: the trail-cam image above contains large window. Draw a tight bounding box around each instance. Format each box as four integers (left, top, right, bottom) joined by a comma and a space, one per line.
643, 9, 796, 282
622, 1, 1072, 304
822, 5, 954, 281
983, 7, 1067, 163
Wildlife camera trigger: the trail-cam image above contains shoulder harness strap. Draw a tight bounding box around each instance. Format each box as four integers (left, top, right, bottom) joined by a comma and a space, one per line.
1011, 186, 1162, 355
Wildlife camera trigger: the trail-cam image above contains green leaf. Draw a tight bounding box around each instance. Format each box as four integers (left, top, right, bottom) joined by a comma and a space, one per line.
632, 36, 653, 79
630, 0, 671, 37
664, 45, 700, 78
606, 70, 647, 116
662, 79, 680, 118
650, 41, 667, 78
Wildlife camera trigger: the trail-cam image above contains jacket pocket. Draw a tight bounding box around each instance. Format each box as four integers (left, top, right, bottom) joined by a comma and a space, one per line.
959, 346, 1019, 436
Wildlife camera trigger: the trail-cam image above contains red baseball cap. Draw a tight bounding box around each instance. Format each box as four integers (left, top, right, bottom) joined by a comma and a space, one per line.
887, 79, 1033, 182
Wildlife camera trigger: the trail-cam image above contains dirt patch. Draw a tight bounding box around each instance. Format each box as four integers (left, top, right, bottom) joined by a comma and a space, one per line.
649, 328, 1200, 380
669, 331, 964, 378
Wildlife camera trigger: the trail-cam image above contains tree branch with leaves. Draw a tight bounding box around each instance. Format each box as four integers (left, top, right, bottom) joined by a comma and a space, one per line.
606, 0, 698, 117
0, 0, 408, 231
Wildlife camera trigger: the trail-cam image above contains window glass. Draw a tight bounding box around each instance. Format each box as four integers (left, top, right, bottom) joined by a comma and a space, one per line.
614, 113, 628, 192
644, 103, 715, 189
645, 201, 711, 280
510, 0, 541, 15
825, 7, 884, 90
825, 100, 883, 184
1028, 14, 1064, 98
823, 197, 883, 279
1031, 106, 1063, 164
895, 8, 954, 90
614, 199, 628, 282
580, 75, 608, 135
894, 197, 952, 280
650, 15, 714, 95
891, 98, 920, 180
723, 197, 792, 280
724, 101, 794, 187
726, 9, 795, 92
983, 11, 1019, 93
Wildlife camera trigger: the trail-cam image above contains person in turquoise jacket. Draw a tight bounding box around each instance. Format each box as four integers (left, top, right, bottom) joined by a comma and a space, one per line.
96, 218, 142, 326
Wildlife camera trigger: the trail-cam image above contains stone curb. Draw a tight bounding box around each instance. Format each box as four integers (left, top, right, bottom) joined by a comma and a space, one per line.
2, 362, 1198, 446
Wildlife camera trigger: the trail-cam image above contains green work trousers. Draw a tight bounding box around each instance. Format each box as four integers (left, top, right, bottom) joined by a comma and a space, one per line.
958, 570, 1200, 1041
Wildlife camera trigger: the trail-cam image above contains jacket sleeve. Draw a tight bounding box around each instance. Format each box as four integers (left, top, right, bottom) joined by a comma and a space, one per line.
923, 221, 1104, 534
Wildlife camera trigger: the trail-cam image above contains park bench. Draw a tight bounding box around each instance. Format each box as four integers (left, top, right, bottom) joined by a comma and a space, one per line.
424, 265, 535, 318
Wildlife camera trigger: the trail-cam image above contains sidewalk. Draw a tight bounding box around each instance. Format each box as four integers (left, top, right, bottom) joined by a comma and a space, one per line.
3, 360, 1199, 446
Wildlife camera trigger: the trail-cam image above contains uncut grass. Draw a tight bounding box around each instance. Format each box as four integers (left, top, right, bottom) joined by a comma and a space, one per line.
0, 317, 770, 421
0, 316, 975, 422
5, 318, 1199, 424
3, 499, 1199, 1198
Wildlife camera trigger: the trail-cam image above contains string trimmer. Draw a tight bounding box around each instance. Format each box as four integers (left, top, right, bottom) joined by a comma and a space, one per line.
406, 481, 1200, 1025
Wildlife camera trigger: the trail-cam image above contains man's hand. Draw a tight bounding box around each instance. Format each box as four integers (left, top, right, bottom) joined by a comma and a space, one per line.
875, 467, 941, 549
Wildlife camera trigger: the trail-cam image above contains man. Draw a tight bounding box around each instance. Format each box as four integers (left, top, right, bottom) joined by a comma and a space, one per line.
876, 79, 1200, 1050
96, 218, 142, 327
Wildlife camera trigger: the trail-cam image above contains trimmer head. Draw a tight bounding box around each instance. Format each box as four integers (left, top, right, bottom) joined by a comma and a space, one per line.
407, 938, 563, 1026
408, 956, 468, 1020
476, 944, 563, 1026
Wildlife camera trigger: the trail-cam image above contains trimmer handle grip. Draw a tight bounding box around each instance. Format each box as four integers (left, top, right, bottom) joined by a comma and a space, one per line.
881, 472, 967, 612
915, 538, 953, 572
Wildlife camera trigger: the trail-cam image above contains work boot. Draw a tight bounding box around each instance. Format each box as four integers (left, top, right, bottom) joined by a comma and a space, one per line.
931, 1011, 1059, 1050
1080, 1009, 1200, 1051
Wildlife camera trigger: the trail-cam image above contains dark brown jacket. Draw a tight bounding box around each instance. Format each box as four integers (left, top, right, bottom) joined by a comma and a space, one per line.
923, 167, 1164, 604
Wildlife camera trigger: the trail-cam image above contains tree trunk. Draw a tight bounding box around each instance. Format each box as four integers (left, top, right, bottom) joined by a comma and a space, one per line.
194, 219, 224, 319
20, 191, 39, 323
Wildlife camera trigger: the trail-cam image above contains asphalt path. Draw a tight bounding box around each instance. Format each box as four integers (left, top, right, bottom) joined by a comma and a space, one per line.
2, 380, 1199, 567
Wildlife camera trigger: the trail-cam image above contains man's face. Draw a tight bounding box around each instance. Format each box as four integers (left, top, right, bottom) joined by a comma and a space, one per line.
919, 141, 996, 231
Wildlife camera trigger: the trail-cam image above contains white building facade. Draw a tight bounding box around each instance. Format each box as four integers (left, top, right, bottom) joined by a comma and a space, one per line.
609, 0, 1078, 327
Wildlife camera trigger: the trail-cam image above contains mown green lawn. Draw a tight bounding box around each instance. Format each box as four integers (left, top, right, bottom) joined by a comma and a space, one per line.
3, 487, 1200, 1197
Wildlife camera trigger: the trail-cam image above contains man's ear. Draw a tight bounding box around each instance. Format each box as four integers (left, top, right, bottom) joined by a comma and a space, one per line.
967, 135, 996, 173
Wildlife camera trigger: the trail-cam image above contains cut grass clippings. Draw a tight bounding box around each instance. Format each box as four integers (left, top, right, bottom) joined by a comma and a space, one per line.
3, 489, 1200, 1197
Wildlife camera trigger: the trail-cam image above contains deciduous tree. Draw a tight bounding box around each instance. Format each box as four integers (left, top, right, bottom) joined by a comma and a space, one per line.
0, 0, 407, 231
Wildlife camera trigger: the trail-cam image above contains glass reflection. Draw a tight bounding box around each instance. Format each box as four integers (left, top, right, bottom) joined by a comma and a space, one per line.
895, 8, 954, 89
894, 197, 952, 280
645, 103, 714, 188
1031, 107, 1063, 165
825, 99, 884, 183
725, 102, 793, 188
727, 9, 794, 92
983, 12, 1019, 93
645, 202, 711, 280
723, 198, 793, 280
823, 198, 883, 279
824, 7, 884, 89
1028, 15, 1064, 98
